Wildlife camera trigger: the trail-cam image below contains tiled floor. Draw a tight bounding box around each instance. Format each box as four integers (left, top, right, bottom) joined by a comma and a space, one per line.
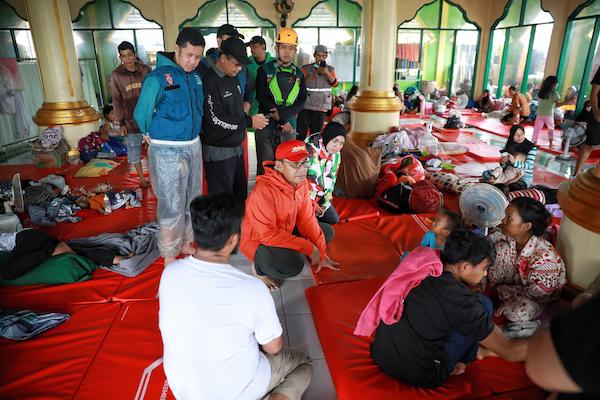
236, 132, 338, 399
229, 252, 338, 400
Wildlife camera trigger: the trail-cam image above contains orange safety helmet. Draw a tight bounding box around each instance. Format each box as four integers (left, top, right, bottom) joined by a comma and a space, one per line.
275, 28, 298, 46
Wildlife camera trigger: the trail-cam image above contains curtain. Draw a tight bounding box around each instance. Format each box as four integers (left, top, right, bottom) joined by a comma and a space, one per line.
79, 60, 100, 111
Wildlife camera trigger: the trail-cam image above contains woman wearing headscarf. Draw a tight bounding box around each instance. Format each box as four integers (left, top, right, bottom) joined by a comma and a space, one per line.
305, 122, 347, 224
482, 125, 537, 192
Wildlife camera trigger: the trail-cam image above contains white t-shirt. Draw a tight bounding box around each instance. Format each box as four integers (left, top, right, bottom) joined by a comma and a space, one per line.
158, 256, 283, 400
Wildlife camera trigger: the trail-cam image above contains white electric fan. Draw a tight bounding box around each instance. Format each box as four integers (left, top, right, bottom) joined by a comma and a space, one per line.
459, 183, 508, 235
556, 121, 587, 163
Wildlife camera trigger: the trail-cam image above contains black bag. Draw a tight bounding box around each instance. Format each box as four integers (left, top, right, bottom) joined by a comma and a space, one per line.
378, 181, 443, 214
444, 115, 464, 129
377, 183, 412, 213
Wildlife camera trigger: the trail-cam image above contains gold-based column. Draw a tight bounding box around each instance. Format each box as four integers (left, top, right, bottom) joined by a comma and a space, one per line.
556, 162, 600, 289
26, 0, 99, 147
347, 0, 401, 147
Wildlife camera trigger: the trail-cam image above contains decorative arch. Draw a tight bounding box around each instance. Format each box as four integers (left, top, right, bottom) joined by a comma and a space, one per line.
396, 0, 481, 97
180, 0, 276, 60
483, 0, 554, 99
292, 0, 362, 89
557, 0, 600, 113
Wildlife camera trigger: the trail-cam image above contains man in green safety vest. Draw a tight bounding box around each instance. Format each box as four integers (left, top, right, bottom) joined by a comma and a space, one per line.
254, 28, 307, 175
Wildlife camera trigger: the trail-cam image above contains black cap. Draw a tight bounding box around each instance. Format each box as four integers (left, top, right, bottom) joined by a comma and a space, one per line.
246, 35, 266, 47
217, 24, 244, 39
220, 37, 250, 65
322, 122, 347, 146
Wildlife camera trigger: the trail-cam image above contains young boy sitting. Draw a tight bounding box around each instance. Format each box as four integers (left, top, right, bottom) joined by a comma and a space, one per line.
370, 230, 527, 388
100, 105, 125, 139
420, 210, 463, 249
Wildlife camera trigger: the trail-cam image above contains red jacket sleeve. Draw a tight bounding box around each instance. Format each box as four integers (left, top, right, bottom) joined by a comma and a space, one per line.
248, 189, 315, 257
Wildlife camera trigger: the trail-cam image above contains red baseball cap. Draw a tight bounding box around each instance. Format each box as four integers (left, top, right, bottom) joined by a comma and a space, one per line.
275, 140, 309, 162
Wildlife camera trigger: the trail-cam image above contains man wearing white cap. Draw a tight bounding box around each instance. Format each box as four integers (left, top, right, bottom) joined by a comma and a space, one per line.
297, 44, 338, 140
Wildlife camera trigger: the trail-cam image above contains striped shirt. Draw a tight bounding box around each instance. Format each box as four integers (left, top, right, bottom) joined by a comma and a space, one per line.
512, 146, 538, 187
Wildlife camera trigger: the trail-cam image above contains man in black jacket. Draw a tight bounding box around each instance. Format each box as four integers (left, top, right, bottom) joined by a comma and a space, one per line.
202, 37, 268, 200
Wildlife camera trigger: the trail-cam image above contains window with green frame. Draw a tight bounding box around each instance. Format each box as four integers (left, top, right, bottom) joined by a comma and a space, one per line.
557, 0, 600, 114
0, 1, 43, 146
292, 0, 362, 94
0, 1, 35, 60
484, 0, 553, 99
396, 0, 480, 97
72, 0, 165, 107
180, 0, 276, 60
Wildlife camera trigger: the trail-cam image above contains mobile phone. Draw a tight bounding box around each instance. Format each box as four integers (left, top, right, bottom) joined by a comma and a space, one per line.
500, 152, 509, 157
264, 113, 272, 119
319, 61, 326, 68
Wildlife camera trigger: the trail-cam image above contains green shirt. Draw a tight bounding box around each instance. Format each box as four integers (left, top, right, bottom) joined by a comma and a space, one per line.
537, 91, 560, 116
247, 52, 275, 116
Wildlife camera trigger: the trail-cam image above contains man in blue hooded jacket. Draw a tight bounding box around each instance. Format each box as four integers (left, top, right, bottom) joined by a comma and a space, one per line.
134, 28, 205, 266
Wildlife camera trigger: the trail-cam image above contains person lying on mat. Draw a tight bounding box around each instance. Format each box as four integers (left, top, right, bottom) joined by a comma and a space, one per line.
482, 124, 537, 192
305, 121, 347, 225
240, 140, 339, 290
0, 229, 128, 281
369, 230, 527, 389
420, 210, 463, 250
487, 197, 565, 333
159, 193, 312, 400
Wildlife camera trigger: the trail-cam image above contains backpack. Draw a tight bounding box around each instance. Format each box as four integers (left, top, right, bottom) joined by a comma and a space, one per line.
444, 115, 464, 129
377, 180, 443, 214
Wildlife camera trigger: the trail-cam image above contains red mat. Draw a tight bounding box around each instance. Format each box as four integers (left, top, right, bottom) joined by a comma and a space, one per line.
463, 116, 520, 138
313, 219, 401, 285
331, 197, 385, 222
75, 300, 175, 399
111, 260, 164, 302
306, 278, 545, 400
0, 303, 121, 400
375, 214, 432, 254
463, 143, 501, 161
0, 269, 122, 311
433, 128, 485, 144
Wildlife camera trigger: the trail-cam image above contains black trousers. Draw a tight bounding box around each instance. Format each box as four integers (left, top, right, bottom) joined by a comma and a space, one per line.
255, 127, 296, 175
502, 112, 529, 123
297, 109, 325, 140
317, 204, 340, 225
204, 155, 247, 201
2, 229, 117, 280
254, 222, 335, 279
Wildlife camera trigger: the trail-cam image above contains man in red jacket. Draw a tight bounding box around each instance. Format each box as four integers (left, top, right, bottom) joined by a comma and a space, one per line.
241, 140, 339, 289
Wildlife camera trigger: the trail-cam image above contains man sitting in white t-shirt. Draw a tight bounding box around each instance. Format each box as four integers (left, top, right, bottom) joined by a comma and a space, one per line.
158, 192, 312, 400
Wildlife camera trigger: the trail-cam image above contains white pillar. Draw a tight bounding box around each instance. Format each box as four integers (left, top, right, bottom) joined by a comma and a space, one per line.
557, 163, 600, 289
26, 0, 99, 148
348, 0, 401, 146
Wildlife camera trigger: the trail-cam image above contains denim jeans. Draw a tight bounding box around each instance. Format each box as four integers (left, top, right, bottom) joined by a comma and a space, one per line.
442, 295, 493, 372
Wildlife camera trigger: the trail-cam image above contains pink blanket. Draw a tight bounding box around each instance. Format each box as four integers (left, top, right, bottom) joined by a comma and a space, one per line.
354, 247, 443, 336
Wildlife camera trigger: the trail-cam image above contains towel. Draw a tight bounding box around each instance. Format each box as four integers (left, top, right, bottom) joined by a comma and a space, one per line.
354, 247, 443, 336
